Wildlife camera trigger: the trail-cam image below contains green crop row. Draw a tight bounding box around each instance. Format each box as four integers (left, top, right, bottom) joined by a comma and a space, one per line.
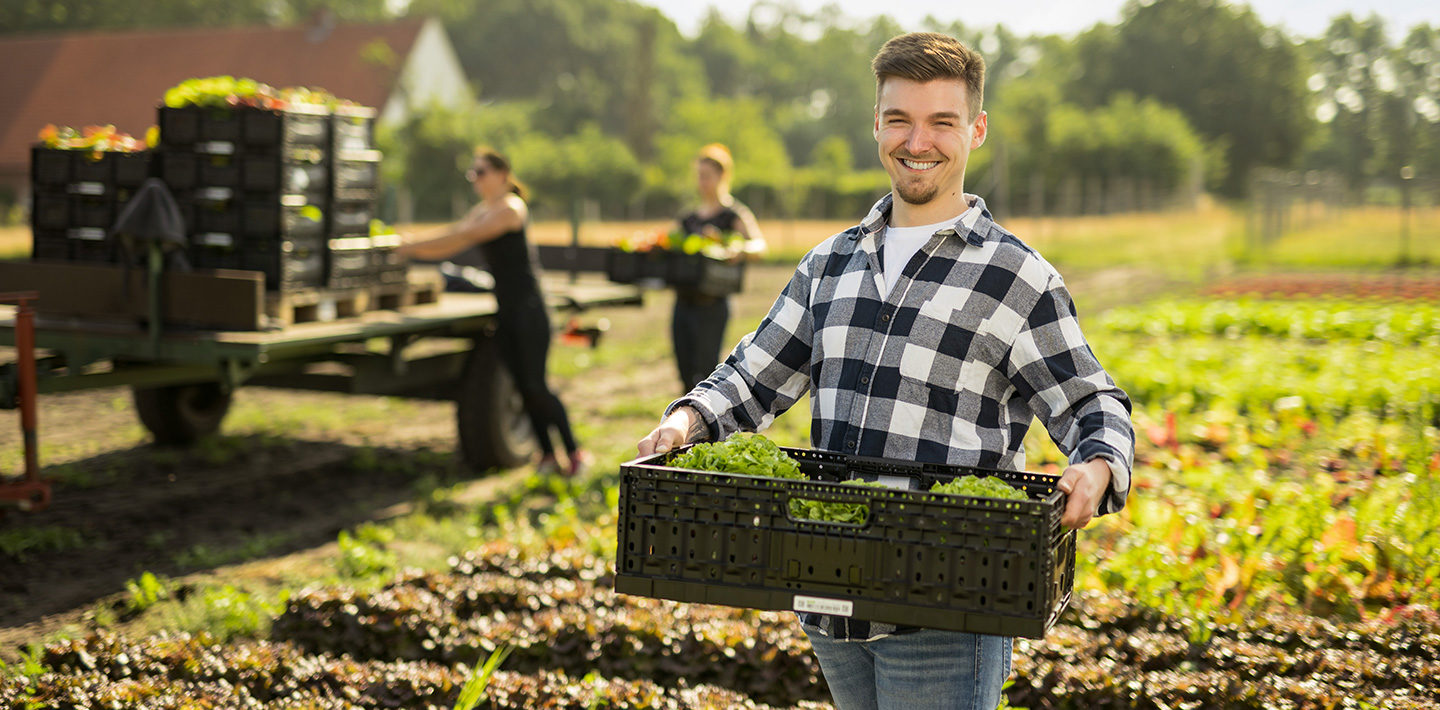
1099, 298, 1440, 345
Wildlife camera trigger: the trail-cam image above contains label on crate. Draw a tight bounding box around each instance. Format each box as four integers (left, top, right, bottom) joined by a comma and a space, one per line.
371, 233, 401, 249
196, 232, 234, 248
196, 141, 236, 156
67, 228, 105, 241
68, 182, 106, 196
793, 595, 854, 617
195, 187, 234, 201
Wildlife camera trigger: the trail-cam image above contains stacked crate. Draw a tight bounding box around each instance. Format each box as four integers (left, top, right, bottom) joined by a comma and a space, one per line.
325, 106, 390, 288
156, 104, 330, 291
30, 147, 152, 264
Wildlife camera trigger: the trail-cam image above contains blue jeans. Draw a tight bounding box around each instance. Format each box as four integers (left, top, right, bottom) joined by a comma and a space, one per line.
802, 625, 1013, 710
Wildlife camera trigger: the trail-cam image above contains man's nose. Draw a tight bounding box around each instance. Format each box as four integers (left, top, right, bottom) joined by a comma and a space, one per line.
904, 126, 933, 156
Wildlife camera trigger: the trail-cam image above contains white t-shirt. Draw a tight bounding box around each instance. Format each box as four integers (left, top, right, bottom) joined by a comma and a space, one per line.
881, 199, 981, 298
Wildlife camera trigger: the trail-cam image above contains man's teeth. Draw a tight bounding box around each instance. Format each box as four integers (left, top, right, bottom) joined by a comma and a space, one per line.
901, 159, 938, 171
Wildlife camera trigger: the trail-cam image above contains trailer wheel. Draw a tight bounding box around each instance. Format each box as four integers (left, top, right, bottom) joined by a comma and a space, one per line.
132, 383, 232, 446
456, 339, 536, 473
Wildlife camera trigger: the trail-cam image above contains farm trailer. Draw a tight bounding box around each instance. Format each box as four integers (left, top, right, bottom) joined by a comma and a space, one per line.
0, 246, 637, 512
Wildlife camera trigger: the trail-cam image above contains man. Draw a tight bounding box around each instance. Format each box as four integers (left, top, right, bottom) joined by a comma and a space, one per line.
637, 32, 1134, 709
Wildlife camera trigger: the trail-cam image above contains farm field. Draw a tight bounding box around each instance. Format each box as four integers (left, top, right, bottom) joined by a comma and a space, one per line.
2, 208, 1439, 707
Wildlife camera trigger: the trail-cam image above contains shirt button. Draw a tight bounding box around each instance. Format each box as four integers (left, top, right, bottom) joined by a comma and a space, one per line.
880, 313, 891, 322
860, 375, 870, 385
846, 440, 856, 449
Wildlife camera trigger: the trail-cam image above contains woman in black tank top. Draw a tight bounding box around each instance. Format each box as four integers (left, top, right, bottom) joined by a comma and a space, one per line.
396, 148, 588, 477
672, 144, 766, 393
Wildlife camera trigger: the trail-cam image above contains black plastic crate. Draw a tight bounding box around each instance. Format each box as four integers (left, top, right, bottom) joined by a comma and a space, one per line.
243, 105, 328, 149
615, 446, 1077, 640
370, 233, 407, 284
31, 147, 74, 186
332, 149, 380, 201
331, 105, 376, 152
31, 230, 70, 261
68, 229, 116, 264
158, 106, 243, 146
31, 147, 152, 190
112, 152, 153, 188
241, 155, 328, 196
327, 235, 374, 289
241, 199, 325, 241
667, 252, 745, 297
159, 151, 243, 191
160, 105, 328, 150
245, 236, 325, 291
328, 200, 373, 237
605, 249, 668, 284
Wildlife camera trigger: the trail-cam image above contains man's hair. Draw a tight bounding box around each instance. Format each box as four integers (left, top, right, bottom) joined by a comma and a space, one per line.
871, 32, 985, 123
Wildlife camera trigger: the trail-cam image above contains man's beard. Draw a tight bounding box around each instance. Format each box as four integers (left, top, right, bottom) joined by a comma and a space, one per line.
894, 175, 940, 205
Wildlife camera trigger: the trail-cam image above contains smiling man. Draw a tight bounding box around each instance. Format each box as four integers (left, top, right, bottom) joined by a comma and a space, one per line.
637, 32, 1134, 709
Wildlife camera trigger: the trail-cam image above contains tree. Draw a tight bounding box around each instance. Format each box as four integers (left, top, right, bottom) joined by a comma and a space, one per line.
1069, 0, 1310, 196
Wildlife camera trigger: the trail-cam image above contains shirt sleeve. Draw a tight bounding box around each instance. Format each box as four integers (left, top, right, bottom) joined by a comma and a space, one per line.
665, 254, 814, 440
1004, 274, 1135, 516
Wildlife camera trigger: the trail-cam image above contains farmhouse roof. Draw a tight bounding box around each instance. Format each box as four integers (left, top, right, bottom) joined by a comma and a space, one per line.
0, 18, 426, 179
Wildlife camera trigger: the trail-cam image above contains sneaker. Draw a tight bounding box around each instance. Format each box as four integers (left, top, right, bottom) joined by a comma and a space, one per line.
536, 454, 561, 475
565, 450, 593, 478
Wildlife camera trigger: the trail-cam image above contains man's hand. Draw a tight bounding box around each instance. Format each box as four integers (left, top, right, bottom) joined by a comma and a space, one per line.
1056, 458, 1112, 530
637, 406, 707, 457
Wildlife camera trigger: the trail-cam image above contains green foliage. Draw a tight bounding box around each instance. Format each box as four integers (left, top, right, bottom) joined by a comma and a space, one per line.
1101, 298, 1440, 345
1068, 0, 1311, 195
669, 432, 805, 480
454, 645, 512, 710
931, 475, 1028, 501
336, 524, 397, 579
0, 525, 84, 562
125, 572, 170, 614
510, 124, 642, 211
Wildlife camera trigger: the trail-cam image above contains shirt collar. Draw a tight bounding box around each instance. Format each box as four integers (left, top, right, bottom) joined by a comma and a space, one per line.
855, 192, 990, 248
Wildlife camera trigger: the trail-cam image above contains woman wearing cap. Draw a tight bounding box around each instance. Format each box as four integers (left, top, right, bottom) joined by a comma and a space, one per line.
672, 144, 766, 393
396, 147, 589, 477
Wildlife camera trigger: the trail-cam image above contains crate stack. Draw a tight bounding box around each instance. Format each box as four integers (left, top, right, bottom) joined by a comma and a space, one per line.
156, 104, 331, 291
324, 106, 391, 289
30, 147, 152, 264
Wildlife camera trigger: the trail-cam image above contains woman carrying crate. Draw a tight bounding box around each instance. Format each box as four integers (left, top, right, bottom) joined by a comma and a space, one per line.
671, 144, 766, 393
397, 148, 590, 477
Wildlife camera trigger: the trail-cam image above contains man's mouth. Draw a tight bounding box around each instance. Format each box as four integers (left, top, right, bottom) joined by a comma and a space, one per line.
898, 157, 940, 171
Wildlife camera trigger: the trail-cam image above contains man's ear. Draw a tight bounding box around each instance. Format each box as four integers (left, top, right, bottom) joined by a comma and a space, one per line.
971, 111, 988, 150
873, 105, 880, 140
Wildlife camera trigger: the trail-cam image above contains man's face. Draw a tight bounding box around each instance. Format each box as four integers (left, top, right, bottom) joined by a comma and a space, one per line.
873, 77, 986, 208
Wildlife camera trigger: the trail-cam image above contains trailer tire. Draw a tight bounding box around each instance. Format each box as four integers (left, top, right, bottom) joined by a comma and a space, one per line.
132, 383, 232, 446
456, 339, 536, 473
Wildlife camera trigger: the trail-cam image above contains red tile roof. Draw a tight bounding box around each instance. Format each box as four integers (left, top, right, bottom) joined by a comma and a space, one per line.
0, 18, 426, 178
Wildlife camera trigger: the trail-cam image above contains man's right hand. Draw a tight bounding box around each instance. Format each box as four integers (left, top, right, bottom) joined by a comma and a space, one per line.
637, 406, 705, 457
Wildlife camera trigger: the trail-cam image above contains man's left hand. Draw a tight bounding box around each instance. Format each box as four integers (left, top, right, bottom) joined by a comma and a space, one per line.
1056, 458, 1112, 530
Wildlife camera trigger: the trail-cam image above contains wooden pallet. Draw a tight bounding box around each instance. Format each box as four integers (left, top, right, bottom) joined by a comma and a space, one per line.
264, 268, 443, 328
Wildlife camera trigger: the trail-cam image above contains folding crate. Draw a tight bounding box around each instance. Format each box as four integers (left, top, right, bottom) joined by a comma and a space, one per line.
666, 251, 745, 297
616, 446, 1077, 639
605, 249, 669, 285
331, 149, 381, 202
326, 235, 374, 289
331, 105, 376, 152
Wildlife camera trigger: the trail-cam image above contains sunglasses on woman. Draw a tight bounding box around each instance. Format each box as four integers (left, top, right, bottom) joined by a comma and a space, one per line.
465, 166, 488, 181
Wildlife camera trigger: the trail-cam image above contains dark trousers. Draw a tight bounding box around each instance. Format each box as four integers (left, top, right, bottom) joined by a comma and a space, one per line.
495, 297, 577, 456
672, 293, 731, 393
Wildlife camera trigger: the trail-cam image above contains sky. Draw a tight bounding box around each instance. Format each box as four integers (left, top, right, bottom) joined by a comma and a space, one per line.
640, 0, 1435, 40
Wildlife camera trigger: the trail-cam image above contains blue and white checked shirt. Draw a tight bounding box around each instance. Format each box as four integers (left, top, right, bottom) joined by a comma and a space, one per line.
667, 193, 1135, 641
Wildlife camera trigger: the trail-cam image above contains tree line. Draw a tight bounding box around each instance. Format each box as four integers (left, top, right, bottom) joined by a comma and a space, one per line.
6, 0, 1437, 221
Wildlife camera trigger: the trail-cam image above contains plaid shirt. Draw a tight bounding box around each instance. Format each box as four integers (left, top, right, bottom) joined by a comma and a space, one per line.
667, 193, 1134, 641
